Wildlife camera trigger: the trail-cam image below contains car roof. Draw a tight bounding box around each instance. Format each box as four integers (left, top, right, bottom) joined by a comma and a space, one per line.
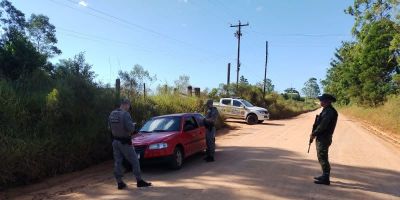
152, 113, 202, 119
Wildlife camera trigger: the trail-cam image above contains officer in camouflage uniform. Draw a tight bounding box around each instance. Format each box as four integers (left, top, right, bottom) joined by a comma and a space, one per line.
109, 99, 151, 189
310, 94, 338, 185
204, 99, 219, 162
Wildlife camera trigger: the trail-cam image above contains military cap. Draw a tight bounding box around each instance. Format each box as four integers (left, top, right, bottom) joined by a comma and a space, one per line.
206, 99, 213, 106
317, 94, 336, 102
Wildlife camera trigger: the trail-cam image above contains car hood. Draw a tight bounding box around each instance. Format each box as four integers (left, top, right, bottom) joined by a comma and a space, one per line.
247, 106, 268, 112
132, 132, 178, 145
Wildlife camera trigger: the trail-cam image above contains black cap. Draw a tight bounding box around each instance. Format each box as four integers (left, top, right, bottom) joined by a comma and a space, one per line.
120, 98, 131, 105
206, 99, 213, 106
317, 94, 336, 102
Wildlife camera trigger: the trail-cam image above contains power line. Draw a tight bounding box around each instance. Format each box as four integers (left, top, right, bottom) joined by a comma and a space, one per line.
248, 30, 350, 38
60, 0, 227, 58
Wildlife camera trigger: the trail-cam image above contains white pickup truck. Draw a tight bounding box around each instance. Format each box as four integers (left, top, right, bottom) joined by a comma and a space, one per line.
213, 98, 270, 125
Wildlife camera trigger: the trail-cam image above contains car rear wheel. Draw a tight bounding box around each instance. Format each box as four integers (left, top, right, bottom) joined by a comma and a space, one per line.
169, 147, 183, 170
246, 114, 258, 125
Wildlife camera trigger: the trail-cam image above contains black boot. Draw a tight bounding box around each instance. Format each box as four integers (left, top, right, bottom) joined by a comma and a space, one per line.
314, 174, 330, 185
117, 181, 127, 190
204, 156, 214, 162
313, 175, 324, 180
137, 180, 152, 187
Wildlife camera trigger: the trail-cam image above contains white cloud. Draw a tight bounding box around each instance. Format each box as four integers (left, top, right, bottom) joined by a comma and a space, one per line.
256, 6, 263, 12
79, 0, 88, 7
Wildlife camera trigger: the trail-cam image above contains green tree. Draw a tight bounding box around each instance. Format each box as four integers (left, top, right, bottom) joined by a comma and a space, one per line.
27, 14, 61, 57
118, 64, 156, 98
256, 78, 275, 94
174, 74, 190, 94
0, 0, 26, 33
239, 75, 248, 84
345, 0, 399, 35
302, 77, 321, 98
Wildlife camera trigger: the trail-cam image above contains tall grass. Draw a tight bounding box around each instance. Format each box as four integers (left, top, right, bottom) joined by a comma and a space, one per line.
339, 95, 400, 135
0, 92, 223, 188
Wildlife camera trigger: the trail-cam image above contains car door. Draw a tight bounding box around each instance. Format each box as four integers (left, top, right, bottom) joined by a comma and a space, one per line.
221, 99, 233, 117
182, 116, 201, 156
194, 114, 206, 151
232, 100, 246, 119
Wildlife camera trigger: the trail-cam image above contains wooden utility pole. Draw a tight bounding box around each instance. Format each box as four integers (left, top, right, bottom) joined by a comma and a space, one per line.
115, 78, 121, 107
227, 63, 231, 95
230, 21, 249, 91
263, 41, 268, 98
143, 83, 146, 100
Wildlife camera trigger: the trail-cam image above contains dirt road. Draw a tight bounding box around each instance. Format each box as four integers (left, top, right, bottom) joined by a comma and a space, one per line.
3, 110, 400, 200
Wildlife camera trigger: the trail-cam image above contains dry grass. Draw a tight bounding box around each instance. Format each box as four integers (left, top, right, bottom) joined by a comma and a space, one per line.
340, 95, 400, 135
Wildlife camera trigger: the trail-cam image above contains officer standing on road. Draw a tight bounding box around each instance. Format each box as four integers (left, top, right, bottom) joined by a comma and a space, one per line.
109, 99, 152, 189
204, 99, 219, 162
309, 94, 338, 185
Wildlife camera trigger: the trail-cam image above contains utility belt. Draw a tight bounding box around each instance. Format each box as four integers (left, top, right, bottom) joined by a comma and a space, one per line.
112, 136, 132, 145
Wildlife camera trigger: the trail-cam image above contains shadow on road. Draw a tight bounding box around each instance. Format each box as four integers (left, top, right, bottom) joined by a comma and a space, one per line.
3, 146, 399, 200
225, 120, 285, 126
82, 147, 400, 200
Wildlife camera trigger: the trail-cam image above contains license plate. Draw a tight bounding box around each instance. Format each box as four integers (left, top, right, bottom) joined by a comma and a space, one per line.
137, 154, 141, 159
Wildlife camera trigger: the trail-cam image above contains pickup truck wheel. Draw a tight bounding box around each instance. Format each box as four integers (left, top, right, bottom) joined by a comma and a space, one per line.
169, 147, 183, 170
246, 114, 258, 125
258, 120, 264, 124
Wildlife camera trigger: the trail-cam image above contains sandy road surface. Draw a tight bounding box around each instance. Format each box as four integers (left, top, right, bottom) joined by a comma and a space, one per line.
2, 110, 400, 200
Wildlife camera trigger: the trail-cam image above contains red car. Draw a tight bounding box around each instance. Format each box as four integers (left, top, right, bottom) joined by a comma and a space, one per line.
132, 113, 207, 169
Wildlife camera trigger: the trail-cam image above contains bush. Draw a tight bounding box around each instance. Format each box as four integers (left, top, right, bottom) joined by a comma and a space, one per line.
265, 92, 319, 119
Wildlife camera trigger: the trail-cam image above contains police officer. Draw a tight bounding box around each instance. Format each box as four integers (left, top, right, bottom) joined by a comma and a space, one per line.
204, 99, 219, 162
309, 94, 338, 185
109, 99, 151, 189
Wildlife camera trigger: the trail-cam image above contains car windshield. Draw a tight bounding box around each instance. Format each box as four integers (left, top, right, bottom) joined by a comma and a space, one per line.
140, 116, 181, 133
240, 100, 254, 107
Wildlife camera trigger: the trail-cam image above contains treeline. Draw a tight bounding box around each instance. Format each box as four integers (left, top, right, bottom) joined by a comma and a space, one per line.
0, 0, 116, 188
322, 0, 400, 106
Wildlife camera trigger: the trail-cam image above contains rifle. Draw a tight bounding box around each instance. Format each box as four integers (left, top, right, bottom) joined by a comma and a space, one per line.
308, 115, 319, 153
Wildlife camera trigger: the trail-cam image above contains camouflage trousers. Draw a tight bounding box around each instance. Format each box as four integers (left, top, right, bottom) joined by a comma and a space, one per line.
316, 138, 332, 175
206, 127, 216, 158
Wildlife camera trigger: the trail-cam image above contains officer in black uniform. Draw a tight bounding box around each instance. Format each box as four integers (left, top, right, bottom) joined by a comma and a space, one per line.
310, 94, 338, 185
109, 99, 151, 189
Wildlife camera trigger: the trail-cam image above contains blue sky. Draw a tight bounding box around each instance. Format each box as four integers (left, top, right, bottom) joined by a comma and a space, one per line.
13, 0, 354, 93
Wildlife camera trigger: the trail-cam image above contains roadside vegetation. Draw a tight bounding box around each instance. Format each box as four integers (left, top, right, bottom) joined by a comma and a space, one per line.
339, 96, 400, 135
322, 0, 400, 135
0, 0, 316, 189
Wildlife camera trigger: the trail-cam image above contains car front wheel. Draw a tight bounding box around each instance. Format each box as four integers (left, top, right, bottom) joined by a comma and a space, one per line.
169, 147, 183, 170
246, 114, 258, 125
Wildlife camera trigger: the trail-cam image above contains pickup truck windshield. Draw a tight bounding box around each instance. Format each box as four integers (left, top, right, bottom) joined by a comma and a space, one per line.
241, 100, 254, 107
140, 116, 181, 133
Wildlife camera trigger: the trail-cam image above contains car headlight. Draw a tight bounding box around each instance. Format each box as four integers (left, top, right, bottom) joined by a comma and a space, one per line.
148, 143, 168, 150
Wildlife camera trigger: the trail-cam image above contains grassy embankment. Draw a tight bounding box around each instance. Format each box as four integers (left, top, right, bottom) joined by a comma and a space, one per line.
339, 95, 400, 135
